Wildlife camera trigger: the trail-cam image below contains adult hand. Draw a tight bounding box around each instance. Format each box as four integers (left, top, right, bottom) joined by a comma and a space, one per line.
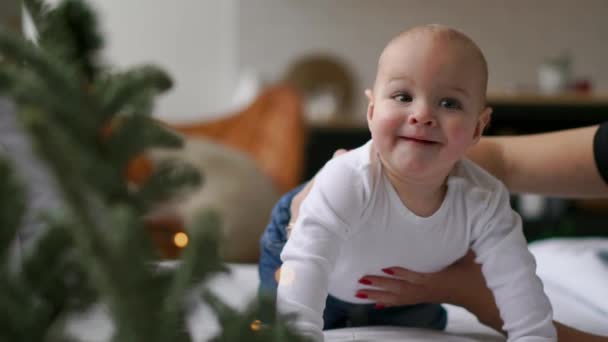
356, 253, 608, 341
356, 250, 503, 332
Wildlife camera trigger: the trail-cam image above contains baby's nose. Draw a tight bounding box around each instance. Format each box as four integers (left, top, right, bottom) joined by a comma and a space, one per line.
407, 106, 436, 126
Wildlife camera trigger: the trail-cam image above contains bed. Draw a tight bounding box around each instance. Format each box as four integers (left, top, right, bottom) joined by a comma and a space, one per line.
68, 237, 607, 341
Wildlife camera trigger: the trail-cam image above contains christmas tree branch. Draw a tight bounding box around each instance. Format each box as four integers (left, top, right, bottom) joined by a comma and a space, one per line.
22, 0, 52, 32
2, 1, 307, 340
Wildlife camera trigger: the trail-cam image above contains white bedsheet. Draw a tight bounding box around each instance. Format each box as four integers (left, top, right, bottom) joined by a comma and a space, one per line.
67, 237, 608, 341
530, 237, 608, 336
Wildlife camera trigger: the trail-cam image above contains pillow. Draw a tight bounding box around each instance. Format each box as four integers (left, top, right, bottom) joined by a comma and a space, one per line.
529, 237, 608, 336
152, 137, 280, 263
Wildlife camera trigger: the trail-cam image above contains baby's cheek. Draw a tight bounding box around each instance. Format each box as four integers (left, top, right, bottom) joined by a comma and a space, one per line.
447, 124, 477, 146
373, 115, 399, 136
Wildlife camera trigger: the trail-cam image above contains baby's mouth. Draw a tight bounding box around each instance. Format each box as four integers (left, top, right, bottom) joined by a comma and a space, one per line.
399, 136, 438, 145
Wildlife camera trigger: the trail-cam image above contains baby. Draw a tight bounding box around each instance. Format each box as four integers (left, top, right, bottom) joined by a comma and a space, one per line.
261, 24, 556, 341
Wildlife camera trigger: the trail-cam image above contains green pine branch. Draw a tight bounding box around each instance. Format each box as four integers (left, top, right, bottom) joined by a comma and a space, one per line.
1, 1, 307, 341
22, 0, 52, 31
0, 160, 25, 261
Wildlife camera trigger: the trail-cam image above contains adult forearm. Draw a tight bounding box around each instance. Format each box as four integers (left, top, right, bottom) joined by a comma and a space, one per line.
469, 126, 608, 198
502, 125, 607, 197
556, 322, 608, 342
466, 137, 508, 185
463, 298, 608, 341
462, 295, 505, 335
463, 297, 608, 341
467, 309, 608, 342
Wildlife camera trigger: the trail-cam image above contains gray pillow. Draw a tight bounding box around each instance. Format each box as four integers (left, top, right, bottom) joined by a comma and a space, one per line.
151, 137, 280, 263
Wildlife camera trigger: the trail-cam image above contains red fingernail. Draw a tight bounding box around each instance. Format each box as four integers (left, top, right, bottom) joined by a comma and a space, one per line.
355, 292, 368, 299
382, 268, 394, 275
358, 278, 372, 285
374, 304, 385, 310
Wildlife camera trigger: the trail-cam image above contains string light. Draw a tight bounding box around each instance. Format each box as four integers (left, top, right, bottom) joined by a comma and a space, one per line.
173, 231, 189, 248
250, 319, 263, 331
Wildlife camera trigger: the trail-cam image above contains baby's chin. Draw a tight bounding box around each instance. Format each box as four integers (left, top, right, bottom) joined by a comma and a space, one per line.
382, 153, 437, 175
382, 149, 458, 178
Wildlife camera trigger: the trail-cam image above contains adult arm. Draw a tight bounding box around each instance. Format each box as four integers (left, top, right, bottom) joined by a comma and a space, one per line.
298, 125, 608, 215
468, 125, 608, 197
356, 250, 608, 341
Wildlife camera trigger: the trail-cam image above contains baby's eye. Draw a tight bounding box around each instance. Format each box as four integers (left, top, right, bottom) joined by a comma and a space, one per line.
393, 93, 412, 103
439, 98, 462, 110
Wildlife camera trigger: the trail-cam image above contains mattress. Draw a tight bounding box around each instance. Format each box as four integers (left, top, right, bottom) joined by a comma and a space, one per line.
66, 237, 608, 341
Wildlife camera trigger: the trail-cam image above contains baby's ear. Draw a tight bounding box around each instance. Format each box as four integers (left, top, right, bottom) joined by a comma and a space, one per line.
473, 106, 492, 143
365, 89, 375, 121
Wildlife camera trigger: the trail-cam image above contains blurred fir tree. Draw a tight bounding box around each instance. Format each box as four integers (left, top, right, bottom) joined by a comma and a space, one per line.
0, 1, 305, 341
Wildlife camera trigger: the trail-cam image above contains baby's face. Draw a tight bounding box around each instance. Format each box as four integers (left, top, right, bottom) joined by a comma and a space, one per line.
367, 30, 491, 179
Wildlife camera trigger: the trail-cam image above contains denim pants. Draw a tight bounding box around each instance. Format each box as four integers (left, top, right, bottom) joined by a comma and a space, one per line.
258, 184, 447, 331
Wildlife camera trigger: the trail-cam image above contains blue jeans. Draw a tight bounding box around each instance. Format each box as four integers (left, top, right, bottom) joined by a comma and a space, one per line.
258, 184, 447, 331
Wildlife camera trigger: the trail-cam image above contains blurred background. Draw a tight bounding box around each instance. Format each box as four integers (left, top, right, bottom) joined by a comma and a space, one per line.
4, 0, 608, 257
2, 4, 607, 340
10, 0, 608, 122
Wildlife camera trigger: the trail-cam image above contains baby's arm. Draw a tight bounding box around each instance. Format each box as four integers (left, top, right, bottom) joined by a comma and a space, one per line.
277, 158, 367, 341
472, 183, 556, 341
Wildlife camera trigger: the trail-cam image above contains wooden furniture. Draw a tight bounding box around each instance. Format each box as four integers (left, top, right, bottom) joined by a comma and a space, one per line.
483, 92, 608, 135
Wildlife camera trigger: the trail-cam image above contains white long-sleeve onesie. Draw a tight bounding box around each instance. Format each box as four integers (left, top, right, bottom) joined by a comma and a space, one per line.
277, 141, 556, 341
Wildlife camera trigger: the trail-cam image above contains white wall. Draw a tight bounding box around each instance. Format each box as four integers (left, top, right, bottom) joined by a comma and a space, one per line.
20, 1, 608, 123
92, 0, 239, 123
29, 0, 239, 123
238, 0, 608, 121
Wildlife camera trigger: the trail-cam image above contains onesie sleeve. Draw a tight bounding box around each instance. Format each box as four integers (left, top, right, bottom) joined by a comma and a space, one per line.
471, 182, 556, 341
276, 157, 368, 342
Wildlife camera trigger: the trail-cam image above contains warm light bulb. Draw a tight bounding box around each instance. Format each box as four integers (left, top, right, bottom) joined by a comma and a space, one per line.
250, 319, 263, 331
173, 232, 189, 248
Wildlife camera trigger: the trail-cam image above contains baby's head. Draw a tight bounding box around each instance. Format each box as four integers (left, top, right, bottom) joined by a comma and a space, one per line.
366, 24, 492, 177
375, 25, 488, 104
